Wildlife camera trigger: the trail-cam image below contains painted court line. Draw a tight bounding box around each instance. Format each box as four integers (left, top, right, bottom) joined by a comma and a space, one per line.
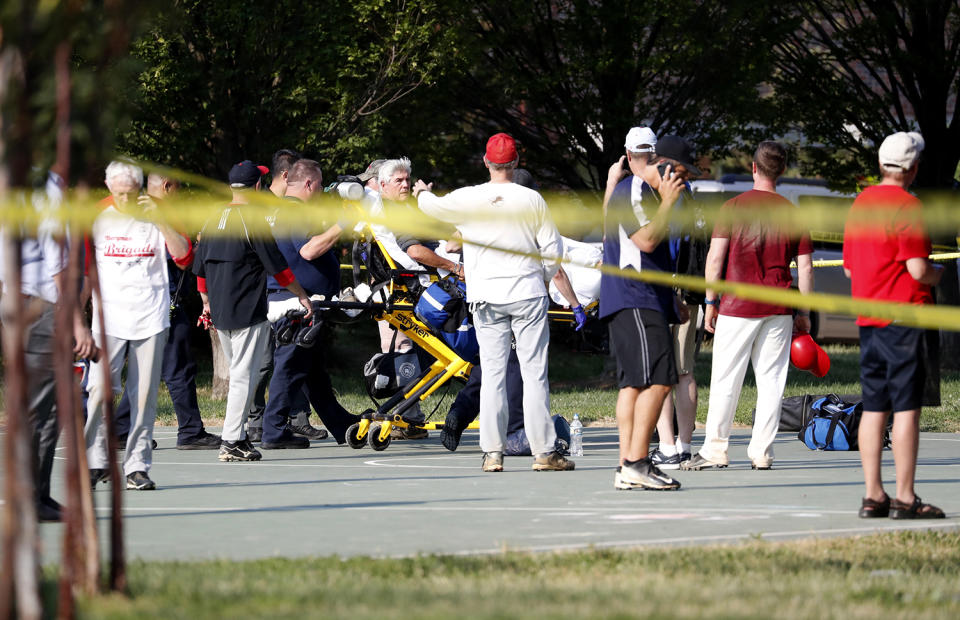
394, 521, 960, 559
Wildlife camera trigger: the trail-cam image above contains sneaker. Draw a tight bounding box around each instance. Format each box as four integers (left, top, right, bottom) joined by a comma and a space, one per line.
680, 452, 728, 471
750, 460, 773, 470
620, 458, 681, 490
125, 471, 156, 490
261, 434, 311, 450
219, 439, 262, 462
89, 468, 109, 488
532, 451, 575, 471
288, 421, 328, 440
614, 466, 643, 491
678, 451, 692, 465
177, 431, 222, 450
649, 448, 682, 470
482, 451, 503, 472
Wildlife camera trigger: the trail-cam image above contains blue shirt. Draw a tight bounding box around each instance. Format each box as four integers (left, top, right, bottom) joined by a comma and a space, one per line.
267, 199, 340, 299
599, 177, 678, 321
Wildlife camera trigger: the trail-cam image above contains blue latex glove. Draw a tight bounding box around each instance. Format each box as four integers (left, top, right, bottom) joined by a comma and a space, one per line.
571, 305, 586, 331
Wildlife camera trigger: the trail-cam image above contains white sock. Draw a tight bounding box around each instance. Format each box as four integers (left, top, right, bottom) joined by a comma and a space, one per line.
659, 442, 678, 457
678, 441, 692, 454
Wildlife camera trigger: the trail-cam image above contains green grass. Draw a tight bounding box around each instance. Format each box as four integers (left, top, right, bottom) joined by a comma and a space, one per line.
52, 323, 960, 433
5, 324, 960, 433
57, 530, 960, 619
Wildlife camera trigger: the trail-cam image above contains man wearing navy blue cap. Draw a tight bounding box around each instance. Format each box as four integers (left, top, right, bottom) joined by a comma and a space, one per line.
194, 160, 313, 462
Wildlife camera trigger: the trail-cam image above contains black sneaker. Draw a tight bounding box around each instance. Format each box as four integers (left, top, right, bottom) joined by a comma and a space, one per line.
219, 439, 262, 462
287, 421, 328, 440
125, 471, 156, 490
440, 411, 467, 452
261, 434, 310, 450
90, 468, 109, 488
177, 431, 222, 450
620, 458, 681, 490
649, 448, 682, 470
680, 452, 728, 471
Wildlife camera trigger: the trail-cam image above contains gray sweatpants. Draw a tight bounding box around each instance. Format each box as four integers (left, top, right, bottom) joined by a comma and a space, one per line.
218, 321, 272, 442
473, 296, 556, 455
86, 330, 167, 475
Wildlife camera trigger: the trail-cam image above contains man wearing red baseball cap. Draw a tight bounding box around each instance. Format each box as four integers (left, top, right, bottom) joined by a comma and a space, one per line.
414, 133, 573, 473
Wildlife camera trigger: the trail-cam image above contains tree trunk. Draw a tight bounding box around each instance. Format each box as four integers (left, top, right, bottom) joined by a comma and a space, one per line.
210, 330, 230, 399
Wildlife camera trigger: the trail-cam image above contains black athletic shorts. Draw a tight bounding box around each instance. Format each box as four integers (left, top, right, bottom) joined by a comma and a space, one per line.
859, 324, 932, 412
608, 307, 678, 389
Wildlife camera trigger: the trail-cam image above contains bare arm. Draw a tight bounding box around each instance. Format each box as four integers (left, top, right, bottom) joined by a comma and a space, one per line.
52, 271, 97, 359
703, 236, 729, 333
602, 157, 629, 215
405, 243, 461, 276
552, 266, 580, 308
628, 166, 684, 253
794, 252, 814, 333
906, 257, 944, 285
300, 224, 343, 261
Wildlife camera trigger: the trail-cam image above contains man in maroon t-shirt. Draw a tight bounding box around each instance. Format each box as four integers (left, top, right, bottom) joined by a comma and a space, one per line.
683, 141, 813, 471
842, 131, 945, 520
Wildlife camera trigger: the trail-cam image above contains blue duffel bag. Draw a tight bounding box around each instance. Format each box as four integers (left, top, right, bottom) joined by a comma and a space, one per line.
798, 394, 863, 451
415, 278, 480, 363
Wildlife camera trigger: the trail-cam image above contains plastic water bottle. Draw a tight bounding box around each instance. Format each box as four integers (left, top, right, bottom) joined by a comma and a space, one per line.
570, 413, 584, 456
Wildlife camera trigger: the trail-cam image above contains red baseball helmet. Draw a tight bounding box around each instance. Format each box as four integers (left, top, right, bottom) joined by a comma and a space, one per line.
790, 333, 818, 371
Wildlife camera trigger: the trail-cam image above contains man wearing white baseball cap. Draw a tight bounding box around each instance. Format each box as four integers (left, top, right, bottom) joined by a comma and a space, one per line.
602, 127, 658, 211
843, 130, 945, 520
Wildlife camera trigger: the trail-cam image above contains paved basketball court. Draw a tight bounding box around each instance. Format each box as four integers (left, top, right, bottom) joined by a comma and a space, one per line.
20, 427, 960, 563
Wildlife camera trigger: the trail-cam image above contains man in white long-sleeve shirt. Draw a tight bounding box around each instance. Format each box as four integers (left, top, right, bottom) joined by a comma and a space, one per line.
414, 133, 574, 473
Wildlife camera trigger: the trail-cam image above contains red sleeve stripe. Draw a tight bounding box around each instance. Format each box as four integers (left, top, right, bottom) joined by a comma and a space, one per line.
172, 236, 194, 267
197, 276, 208, 293
274, 268, 295, 287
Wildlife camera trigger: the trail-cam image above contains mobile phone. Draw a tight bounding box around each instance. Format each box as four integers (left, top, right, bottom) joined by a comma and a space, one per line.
657, 162, 671, 178
621, 158, 631, 173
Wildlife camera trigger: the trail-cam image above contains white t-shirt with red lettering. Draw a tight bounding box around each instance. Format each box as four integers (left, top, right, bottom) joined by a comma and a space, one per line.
90, 205, 170, 340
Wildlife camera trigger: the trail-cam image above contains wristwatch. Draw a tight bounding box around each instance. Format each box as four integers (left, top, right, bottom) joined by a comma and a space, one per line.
704, 298, 719, 306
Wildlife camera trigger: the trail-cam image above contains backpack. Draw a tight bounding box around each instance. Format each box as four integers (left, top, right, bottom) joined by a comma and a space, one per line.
798, 394, 883, 451
362, 332, 422, 400
504, 415, 572, 456
415, 278, 480, 363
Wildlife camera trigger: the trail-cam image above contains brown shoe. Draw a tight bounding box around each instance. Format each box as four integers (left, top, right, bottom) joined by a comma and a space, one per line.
390, 427, 429, 440
532, 451, 575, 471
889, 496, 945, 519
482, 452, 503, 472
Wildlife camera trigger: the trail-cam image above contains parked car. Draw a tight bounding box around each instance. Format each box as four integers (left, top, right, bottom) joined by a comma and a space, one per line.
690, 175, 859, 342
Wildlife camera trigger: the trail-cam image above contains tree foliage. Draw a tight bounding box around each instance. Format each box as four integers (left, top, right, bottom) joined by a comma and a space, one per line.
771, 0, 960, 188
431, 0, 791, 193
120, 0, 459, 180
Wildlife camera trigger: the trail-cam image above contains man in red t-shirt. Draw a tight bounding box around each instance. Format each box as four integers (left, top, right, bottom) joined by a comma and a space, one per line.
683, 141, 813, 471
842, 131, 945, 520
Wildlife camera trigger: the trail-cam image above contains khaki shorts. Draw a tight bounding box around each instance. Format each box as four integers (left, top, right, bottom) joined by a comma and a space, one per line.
672, 302, 701, 375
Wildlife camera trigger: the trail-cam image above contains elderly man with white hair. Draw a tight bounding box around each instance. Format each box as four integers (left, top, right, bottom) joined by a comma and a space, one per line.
85, 160, 192, 491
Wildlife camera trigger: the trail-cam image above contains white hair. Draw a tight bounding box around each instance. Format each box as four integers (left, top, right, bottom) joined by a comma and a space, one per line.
378, 157, 412, 185
105, 160, 143, 191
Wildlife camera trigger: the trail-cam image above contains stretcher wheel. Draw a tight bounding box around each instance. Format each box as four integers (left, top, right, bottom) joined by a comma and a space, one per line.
368, 423, 391, 451
345, 423, 366, 450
